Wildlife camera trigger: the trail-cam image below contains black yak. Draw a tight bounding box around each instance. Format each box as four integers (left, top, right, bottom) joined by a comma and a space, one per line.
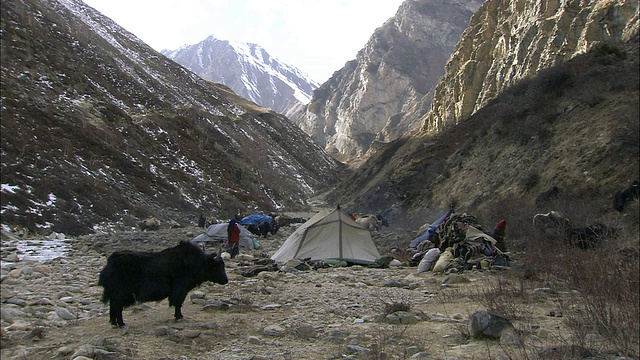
99, 241, 228, 327
567, 223, 616, 250
256, 221, 270, 237
535, 186, 560, 207
613, 180, 639, 211
248, 221, 277, 237
273, 214, 306, 227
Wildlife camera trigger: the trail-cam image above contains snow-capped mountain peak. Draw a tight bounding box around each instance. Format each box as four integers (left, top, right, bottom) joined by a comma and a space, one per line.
163, 36, 318, 117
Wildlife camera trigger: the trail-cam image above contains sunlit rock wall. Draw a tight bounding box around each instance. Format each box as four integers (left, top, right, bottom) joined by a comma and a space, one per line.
422, 0, 639, 132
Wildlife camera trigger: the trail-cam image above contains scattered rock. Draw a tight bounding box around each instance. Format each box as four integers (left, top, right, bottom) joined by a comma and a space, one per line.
261, 304, 282, 310
55, 307, 76, 321
500, 331, 522, 346
536, 328, 553, 340
382, 280, 404, 288
0, 224, 612, 359
537, 345, 595, 359
468, 311, 515, 339
262, 325, 286, 337
410, 352, 431, 359
385, 311, 419, 325
442, 274, 470, 284
154, 327, 169, 336
532, 288, 558, 297
346, 344, 371, 354
295, 323, 317, 339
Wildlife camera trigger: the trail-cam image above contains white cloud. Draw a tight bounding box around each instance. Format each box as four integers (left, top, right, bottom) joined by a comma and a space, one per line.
81, 0, 404, 82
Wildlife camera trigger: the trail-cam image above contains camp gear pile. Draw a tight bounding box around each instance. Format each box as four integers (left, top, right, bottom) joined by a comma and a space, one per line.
412, 213, 508, 273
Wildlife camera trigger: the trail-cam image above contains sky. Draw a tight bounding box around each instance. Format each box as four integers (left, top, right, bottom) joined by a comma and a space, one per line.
81, 0, 406, 83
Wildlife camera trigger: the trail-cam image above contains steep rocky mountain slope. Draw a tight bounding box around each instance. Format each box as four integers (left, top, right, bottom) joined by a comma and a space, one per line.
162, 36, 318, 120
329, 40, 639, 230
328, 0, 639, 227
0, 0, 341, 236
422, 0, 639, 131
294, 0, 483, 166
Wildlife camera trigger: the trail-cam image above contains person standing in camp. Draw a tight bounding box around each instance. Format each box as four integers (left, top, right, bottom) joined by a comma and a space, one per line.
226, 218, 241, 259
492, 219, 507, 252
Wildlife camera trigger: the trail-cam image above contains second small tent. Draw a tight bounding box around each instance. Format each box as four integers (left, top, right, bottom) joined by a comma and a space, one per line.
271, 206, 380, 264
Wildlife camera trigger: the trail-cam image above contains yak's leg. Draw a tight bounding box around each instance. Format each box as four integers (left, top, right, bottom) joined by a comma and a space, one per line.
109, 301, 126, 327
169, 290, 188, 320
174, 303, 184, 320
109, 301, 118, 325
116, 308, 126, 327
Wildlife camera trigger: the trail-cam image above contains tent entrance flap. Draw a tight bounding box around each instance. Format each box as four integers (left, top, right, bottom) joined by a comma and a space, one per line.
338, 215, 343, 259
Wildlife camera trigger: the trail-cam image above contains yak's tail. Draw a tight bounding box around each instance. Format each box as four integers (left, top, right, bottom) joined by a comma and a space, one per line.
98, 266, 110, 304
100, 291, 109, 304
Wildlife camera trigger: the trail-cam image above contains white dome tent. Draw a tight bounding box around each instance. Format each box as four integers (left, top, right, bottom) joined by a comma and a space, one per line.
271, 206, 380, 264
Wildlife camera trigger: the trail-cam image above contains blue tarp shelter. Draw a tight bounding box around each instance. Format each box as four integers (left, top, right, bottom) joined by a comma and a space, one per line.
239, 213, 272, 226
409, 209, 453, 249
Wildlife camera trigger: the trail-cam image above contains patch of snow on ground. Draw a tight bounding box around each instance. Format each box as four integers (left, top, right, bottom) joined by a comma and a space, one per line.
12, 238, 69, 261
1, 205, 19, 214
224, 102, 244, 117
1, 184, 20, 194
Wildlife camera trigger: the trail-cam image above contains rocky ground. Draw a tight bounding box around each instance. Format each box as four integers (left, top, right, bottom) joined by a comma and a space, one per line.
0, 212, 618, 360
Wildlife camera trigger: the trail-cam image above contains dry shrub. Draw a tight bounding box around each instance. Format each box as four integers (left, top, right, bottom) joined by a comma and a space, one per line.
375, 290, 413, 320
361, 326, 430, 360
562, 247, 639, 357
525, 235, 639, 356
382, 301, 411, 317
228, 290, 254, 313
480, 192, 639, 357
478, 277, 532, 321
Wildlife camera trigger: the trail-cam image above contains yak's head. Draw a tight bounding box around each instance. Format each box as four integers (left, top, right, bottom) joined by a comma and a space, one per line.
207, 253, 229, 285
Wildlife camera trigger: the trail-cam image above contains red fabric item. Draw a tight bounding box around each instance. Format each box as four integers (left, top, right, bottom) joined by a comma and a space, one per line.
228, 224, 240, 244
495, 220, 506, 229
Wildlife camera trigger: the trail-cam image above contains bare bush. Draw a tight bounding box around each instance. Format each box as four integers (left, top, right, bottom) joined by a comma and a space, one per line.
375, 290, 413, 320
477, 277, 533, 322
481, 193, 639, 357
563, 247, 639, 357
470, 192, 633, 350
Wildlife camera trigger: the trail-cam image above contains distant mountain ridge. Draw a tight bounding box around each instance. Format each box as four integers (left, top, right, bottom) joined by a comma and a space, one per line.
162, 36, 319, 119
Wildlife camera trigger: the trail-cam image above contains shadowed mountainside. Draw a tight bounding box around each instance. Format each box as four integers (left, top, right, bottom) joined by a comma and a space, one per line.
0, 0, 341, 235
329, 41, 639, 229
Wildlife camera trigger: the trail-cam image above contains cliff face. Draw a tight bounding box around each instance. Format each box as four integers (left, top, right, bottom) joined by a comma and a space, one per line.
422, 0, 639, 132
295, 0, 482, 165
327, 40, 639, 226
